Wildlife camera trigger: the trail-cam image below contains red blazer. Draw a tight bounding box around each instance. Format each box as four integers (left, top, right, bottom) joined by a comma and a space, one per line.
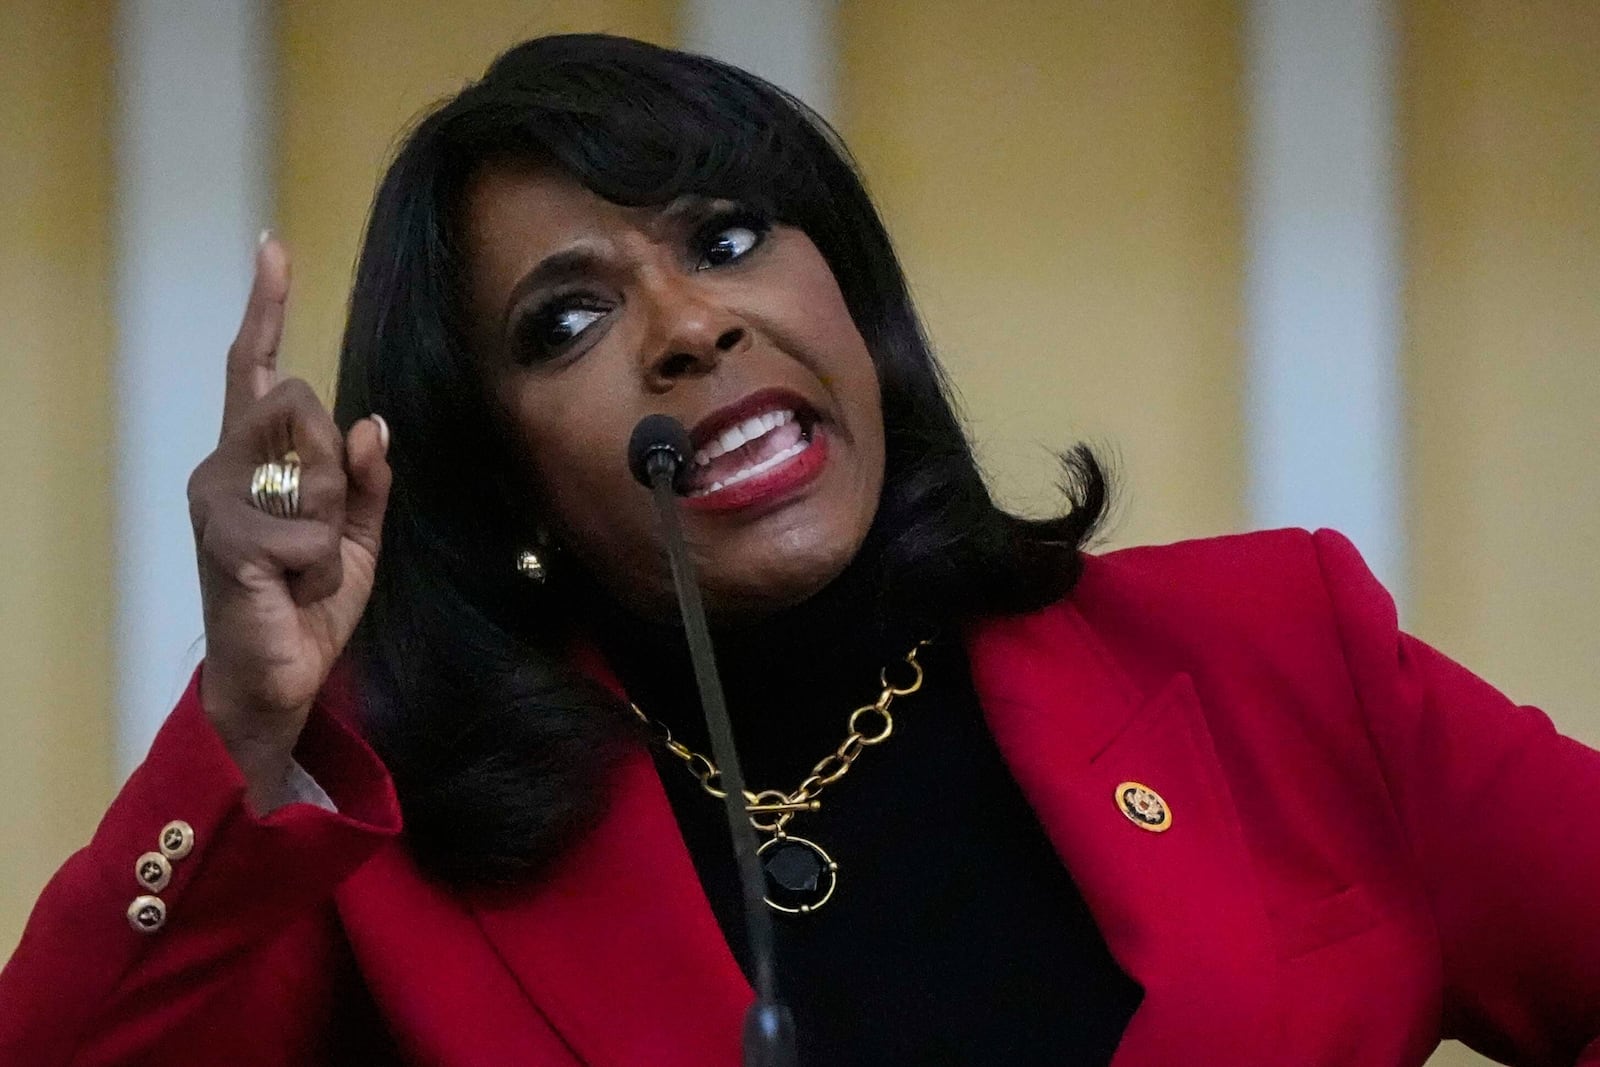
4, 528, 1599, 1066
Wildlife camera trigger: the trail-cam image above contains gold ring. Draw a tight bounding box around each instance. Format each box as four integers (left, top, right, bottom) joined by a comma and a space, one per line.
249, 456, 302, 519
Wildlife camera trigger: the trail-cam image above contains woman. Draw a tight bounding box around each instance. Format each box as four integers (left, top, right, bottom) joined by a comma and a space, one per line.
3, 33, 1598, 1067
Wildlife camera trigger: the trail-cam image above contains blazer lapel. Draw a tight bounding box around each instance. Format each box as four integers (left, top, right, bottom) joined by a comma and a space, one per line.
967, 603, 1280, 1067
467, 747, 750, 1067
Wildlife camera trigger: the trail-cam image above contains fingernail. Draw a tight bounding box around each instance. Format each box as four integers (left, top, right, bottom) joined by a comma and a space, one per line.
372, 413, 390, 453
257, 228, 272, 248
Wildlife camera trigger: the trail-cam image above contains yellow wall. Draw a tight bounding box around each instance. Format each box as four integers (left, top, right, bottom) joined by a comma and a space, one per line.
839, 0, 1248, 548
0, 1, 117, 956
1404, 0, 1600, 744
275, 0, 677, 390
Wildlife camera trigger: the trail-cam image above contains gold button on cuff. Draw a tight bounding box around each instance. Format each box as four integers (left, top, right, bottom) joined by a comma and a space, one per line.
135, 851, 172, 893
127, 895, 167, 934
158, 820, 195, 860
1115, 781, 1172, 832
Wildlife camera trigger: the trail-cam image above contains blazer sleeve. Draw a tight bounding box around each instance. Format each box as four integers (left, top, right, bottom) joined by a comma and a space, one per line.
0, 666, 402, 1067
1312, 528, 1600, 1067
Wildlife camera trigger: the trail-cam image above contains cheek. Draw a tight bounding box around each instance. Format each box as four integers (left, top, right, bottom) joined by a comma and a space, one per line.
504, 383, 682, 608
512, 394, 630, 543
768, 251, 885, 458
818, 319, 885, 488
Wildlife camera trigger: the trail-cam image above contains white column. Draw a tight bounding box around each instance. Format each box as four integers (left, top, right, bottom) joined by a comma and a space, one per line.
681, 0, 838, 121
1243, 0, 1406, 599
113, 0, 273, 772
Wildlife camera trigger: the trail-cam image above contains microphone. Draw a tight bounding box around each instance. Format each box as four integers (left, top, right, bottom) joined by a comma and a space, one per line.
627, 415, 799, 1067
628, 413, 695, 495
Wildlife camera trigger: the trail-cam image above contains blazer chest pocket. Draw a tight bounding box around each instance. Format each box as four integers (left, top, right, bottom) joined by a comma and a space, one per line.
1275, 882, 1387, 960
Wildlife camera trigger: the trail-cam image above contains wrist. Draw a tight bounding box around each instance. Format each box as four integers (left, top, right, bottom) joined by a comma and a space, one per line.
198, 668, 309, 807
225, 731, 302, 814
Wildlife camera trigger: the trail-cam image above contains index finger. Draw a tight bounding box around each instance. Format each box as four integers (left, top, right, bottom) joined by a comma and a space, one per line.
221, 233, 291, 438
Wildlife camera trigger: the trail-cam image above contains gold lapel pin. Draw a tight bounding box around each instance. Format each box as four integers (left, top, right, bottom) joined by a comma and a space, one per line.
1115, 781, 1172, 832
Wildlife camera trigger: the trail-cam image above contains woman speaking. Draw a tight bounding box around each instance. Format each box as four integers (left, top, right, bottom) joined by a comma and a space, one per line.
3, 33, 1598, 1067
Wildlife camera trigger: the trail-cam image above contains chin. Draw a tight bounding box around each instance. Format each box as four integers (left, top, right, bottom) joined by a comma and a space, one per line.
702, 540, 861, 620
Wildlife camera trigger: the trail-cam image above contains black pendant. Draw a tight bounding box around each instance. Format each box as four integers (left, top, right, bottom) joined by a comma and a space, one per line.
758, 834, 838, 914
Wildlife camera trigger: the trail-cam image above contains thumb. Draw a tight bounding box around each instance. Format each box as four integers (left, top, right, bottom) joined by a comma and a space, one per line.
343, 414, 392, 557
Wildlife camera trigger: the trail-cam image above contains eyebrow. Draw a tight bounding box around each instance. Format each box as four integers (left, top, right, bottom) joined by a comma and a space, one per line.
655, 194, 717, 230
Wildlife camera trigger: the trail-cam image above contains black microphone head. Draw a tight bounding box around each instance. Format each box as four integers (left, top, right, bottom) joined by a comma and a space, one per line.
628, 414, 694, 492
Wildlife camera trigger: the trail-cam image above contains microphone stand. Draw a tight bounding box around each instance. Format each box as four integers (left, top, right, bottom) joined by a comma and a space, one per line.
631, 417, 799, 1067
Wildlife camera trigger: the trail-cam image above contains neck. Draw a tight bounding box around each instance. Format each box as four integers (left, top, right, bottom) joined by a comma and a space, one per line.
585, 556, 916, 782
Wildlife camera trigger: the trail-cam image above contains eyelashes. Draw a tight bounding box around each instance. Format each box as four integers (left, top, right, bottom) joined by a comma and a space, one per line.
692, 209, 772, 270
514, 296, 610, 365
511, 207, 774, 366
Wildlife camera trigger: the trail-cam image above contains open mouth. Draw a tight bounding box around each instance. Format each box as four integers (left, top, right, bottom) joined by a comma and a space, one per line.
678, 388, 825, 505
686, 407, 814, 498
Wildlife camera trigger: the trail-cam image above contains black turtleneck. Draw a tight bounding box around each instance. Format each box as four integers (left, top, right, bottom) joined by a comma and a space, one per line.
594, 568, 1141, 1066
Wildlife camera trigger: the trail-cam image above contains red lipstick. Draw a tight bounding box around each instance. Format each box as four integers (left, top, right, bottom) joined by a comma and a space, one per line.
681, 388, 828, 513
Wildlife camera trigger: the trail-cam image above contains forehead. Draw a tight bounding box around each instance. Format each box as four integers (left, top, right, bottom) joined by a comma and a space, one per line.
465, 164, 650, 260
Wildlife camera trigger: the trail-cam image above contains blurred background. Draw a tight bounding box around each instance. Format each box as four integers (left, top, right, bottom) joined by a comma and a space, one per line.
2, 3, 1594, 1062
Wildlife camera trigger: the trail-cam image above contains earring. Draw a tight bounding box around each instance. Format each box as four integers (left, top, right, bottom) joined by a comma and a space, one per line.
516, 548, 547, 584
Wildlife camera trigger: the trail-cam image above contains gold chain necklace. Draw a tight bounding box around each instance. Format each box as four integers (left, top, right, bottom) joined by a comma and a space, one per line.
631, 639, 931, 914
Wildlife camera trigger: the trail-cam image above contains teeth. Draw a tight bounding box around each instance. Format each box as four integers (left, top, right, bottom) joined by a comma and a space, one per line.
689, 439, 810, 498
693, 408, 795, 466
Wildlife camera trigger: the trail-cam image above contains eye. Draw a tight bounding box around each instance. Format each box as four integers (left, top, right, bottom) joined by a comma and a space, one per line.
696, 214, 770, 269
515, 298, 609, 364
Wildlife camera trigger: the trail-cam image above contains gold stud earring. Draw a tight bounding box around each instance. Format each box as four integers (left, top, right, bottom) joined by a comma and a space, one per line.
516, 548, 547, 584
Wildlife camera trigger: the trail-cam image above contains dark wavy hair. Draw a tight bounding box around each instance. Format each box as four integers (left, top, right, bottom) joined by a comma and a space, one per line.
331, 33, 1107, 886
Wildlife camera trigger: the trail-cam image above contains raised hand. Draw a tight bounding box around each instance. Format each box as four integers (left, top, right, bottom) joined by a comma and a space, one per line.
185, 234, 391, 807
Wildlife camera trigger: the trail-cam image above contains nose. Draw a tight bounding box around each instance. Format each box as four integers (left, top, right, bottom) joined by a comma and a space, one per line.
640, 279, 750, 389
